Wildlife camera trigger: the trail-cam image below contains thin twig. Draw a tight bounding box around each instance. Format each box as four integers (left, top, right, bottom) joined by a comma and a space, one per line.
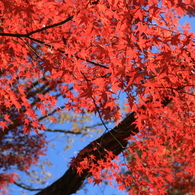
14, 182, 43, 191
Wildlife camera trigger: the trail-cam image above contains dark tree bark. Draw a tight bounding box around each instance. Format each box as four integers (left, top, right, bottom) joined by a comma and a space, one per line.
36, 112, 138, 195
36, 97, 172, 195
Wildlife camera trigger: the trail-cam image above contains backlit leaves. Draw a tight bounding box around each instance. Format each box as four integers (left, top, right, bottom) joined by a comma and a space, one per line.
1, 0, 195, 194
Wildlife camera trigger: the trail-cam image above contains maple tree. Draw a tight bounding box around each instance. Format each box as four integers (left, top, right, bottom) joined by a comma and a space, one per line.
1, 0, 195, 194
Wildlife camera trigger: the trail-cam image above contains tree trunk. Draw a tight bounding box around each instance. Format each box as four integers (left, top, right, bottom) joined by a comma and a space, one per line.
36, 112, 138, 195
36, 97, 171, 195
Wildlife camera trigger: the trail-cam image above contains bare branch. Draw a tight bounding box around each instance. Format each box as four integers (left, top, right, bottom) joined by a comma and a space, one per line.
45, 122, 107, 134
14, 182, 43, 191
45, 128, 82, 134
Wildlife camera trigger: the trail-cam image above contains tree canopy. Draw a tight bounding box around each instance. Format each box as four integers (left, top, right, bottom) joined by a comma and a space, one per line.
0, 0, 195, 194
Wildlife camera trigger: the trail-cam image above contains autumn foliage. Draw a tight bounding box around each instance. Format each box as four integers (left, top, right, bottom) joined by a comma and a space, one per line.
1, 0, 195, 194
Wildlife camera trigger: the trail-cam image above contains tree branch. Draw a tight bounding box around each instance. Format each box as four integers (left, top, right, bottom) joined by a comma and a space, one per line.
0, 17, 108, 70
38, 106, 66, 122
0, 16, 74, 38
28, 16, 74, 36
35, 97, 172, 195
45, 128, 82, 134
14, 182, 43, 191
26, 36, 109, 69
35, 112, 138, 195
45, 122, 106, 134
